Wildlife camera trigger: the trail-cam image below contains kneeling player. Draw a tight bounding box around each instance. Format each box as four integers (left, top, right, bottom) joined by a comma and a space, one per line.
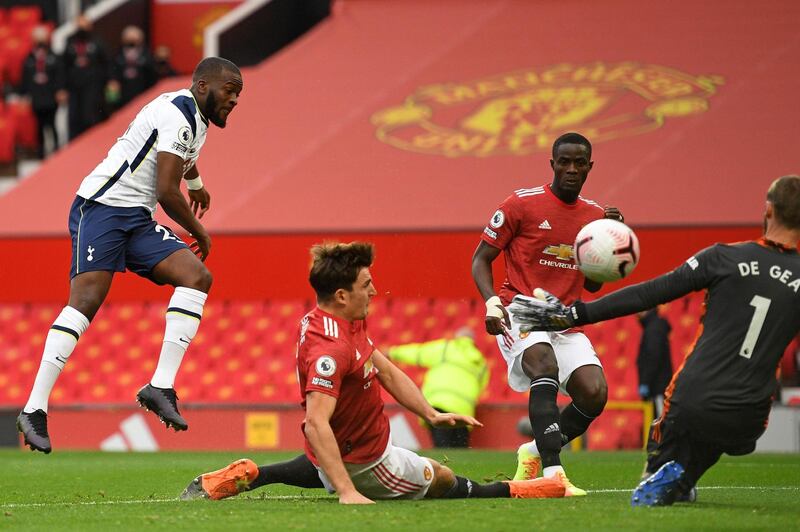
182, 242, 566, 503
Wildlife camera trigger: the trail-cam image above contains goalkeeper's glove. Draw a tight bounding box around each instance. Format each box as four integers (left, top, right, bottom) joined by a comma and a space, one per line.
509, 288, 584, 332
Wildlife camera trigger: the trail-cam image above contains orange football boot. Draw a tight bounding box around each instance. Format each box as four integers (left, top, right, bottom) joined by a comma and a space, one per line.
180, 458, 259, 500
506, 477, 566, 499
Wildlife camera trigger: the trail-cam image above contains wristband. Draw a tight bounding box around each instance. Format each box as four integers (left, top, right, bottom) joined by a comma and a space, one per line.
485, 295, 505, 319
185, 176, 204, 190
571, 301, 588, 325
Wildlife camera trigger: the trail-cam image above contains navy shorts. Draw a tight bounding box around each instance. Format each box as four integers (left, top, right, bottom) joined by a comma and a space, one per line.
69, 196, 189, 280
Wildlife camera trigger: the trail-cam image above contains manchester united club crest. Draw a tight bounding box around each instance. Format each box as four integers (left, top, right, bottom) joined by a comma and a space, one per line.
371, 62, 722, 157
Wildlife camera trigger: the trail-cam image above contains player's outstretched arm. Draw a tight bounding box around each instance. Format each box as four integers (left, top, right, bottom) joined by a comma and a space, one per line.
515, 249, 717, 329
304, 392, 374, 505
156, 152, 211, 260
472, 241, 510, 335
372, 350, 483, 429
183, 164, 211, 219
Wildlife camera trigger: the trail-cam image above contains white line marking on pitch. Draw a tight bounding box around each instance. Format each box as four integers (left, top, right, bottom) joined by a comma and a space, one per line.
589, 486, 799, 494
1, 487, 797, 508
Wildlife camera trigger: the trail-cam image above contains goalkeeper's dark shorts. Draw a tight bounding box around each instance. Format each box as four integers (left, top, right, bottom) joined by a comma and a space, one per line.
643, 404, 765, 488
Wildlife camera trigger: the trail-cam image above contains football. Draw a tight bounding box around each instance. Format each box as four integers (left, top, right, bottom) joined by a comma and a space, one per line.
574, 219, 640, 283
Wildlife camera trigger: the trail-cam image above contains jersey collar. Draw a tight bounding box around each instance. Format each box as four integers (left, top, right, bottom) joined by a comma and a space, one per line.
188, 90, 210, 127
315, 306, 359, 332
545, 184, 579, 208
758, 237, 798, 254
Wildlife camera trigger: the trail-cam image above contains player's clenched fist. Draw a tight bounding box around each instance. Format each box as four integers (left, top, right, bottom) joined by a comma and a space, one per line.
484, 295, 510, 335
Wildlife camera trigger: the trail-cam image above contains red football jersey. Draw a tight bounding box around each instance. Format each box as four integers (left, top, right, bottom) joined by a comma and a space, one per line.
481, 183, 605, 307
296, 307, 390, 466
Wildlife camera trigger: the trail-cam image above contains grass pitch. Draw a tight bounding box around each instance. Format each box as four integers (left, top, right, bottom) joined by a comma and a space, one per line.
1, 449, 798, 531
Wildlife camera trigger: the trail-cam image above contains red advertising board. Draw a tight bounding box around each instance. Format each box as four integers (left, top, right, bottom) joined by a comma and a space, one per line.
27, 404, 531, 451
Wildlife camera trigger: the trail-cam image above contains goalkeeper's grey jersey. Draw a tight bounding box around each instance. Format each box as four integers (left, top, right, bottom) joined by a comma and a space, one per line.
585, 240, 800, 418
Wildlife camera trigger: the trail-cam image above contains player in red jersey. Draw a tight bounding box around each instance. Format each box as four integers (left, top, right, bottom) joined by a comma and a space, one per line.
181, 242, 566, 503
472, 132, 624, 494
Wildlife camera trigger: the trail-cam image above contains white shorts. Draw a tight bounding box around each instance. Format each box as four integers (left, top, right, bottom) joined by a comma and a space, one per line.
496, 309, 602, 393
317, 443, 434, 500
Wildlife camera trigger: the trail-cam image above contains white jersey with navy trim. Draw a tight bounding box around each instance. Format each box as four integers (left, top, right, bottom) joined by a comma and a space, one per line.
76, 88, 208, 212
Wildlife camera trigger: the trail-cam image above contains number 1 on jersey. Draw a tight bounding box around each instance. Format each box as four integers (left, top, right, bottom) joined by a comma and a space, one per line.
740, 295, 771, 359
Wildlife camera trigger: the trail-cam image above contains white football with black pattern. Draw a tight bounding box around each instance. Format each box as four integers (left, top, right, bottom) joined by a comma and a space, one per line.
574, 219, 640, 283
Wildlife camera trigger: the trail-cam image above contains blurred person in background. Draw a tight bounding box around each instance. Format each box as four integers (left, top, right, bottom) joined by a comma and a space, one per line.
107, 26, 156, 110
388, 326, 489, 448
154, 45, 178, 80
20, 25, 67, 159
63, 15, 109, 140
636, 308, 673, 418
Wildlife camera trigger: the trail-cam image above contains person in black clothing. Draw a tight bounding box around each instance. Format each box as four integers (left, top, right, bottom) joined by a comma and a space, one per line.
63, 15, 109, 140
509, 175, 800, 506
20, 25, 67, 158
154, 45, 178, 80
107, 26, 156, 110
636, 309, 672, 418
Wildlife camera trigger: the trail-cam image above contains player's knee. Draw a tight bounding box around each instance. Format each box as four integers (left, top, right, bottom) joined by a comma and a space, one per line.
521, 345, 558, 379
426, 461, 456, 498
68, 294, 104, 321
577, 378, 607, 415
184, 265, 213, 292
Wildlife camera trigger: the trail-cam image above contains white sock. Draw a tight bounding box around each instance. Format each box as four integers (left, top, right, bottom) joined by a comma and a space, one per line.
150, 287, 207, 389
526, 440, 539, 455
24, 306, 90, 413
543, 465, 565, 478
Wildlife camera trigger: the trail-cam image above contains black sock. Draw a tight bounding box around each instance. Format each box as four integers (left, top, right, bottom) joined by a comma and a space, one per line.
441, 476, 511, 498
249, 454, 324, 490
559, 402, 597, 445
529, 375, 562, 468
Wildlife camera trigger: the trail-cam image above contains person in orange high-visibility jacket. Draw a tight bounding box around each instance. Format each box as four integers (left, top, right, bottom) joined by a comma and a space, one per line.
388, 327, 489, 447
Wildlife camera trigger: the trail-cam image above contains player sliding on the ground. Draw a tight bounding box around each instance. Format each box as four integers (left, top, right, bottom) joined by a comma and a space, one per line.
182, 242, 566, 503
16, 57, 243, 454
510, 175, 800, 506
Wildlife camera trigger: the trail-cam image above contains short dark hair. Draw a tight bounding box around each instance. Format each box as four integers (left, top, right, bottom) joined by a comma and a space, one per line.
552, 132, 592, 159
309, 242, 375, 302
767, 175, 800, 230
192, 56, 240, 83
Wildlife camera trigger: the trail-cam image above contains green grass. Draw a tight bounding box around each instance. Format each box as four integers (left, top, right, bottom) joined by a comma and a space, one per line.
1, 450, 798, 531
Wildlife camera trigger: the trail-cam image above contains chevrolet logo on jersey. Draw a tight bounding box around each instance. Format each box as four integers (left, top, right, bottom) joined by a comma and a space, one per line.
543, 244, 574, 261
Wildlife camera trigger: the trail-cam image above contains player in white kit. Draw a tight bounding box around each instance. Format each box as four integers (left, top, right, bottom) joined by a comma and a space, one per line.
17, 57, 243, 453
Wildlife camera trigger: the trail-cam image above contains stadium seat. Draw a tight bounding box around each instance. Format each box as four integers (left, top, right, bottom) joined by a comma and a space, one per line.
0, 295, 706, 449
7, 99, 38, 151
8, 5, 41, 27
0, 112, 15, 164
1, 35, 30, 88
